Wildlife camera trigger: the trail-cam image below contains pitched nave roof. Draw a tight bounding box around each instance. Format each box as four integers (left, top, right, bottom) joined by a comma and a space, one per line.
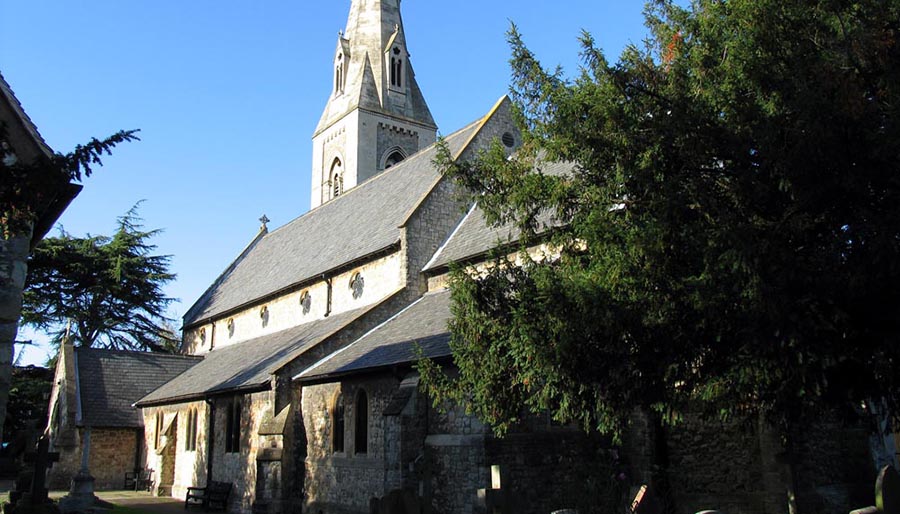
182, 120, 481, 327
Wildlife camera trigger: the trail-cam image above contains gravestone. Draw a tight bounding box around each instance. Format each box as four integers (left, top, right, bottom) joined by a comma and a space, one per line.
631, 485, 662, 514
849, 465, 900, 514
3, 436, 61, 514
476, 465, 509, 514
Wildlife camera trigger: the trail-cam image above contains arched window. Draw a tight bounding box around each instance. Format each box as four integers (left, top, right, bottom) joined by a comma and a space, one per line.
154, 412, 163, 449
334, 53, 345, 95
329, 158, 343, 199
355, 390, 368, 454
333, 173, 343, 198
225, 398, 241, 453
384, 150, 405, 169
390, 47, 402, 88
332, 393, 345, 453
185, 408, 198, 452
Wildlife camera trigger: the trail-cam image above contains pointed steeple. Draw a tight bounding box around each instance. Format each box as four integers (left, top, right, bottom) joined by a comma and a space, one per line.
310, 0, 437, 209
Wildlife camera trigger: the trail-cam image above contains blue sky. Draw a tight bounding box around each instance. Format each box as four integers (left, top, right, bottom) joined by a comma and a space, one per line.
2, 1, 652, 365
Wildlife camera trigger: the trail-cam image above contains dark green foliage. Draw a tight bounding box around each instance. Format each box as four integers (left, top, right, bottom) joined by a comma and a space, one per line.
0, 128, 140, 238
2, 366, 52, 443
420, 0, 900, 441
22, 205, 177, 352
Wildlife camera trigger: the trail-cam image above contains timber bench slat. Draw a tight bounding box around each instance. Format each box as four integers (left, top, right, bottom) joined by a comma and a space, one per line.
185, 481, 232, 511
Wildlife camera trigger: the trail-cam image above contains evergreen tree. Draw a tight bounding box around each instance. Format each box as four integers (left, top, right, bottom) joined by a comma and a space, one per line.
423, 0, 900, 449
22, 205, 177, 351
0, 127, 138, 446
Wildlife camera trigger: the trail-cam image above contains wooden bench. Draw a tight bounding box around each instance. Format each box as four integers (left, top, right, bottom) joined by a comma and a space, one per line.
185, 481, 232, 511
124, 469, 154, 491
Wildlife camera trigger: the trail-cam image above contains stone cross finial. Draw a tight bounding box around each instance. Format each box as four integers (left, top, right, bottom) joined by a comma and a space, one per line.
259, 215, 270, 231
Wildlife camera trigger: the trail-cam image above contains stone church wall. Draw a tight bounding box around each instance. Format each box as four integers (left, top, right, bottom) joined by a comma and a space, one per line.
213, 392, 268, 512
402, 176, 467, 298
299, 372, 618, 514
141, 400, 216, 502
300, 376, 399, 514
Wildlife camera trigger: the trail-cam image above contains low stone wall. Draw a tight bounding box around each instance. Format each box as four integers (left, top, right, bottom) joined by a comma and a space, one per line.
47, 428, 139, 491
89, 428, 138, 490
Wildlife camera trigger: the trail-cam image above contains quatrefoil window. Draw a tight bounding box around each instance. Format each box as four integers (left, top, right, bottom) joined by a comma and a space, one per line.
349, 272, 365, 299
299, 291, 312, 315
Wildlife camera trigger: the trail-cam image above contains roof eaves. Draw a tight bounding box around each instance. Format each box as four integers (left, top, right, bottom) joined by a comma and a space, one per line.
135, 383, 269, 409
294, 293, 426, 382
296, 353, 453, 386
422, 202, 478, 272
267, 286, 407, 379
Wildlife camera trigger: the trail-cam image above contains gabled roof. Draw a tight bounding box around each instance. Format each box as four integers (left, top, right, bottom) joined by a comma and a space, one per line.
423, 159, 575, 272
182, 120, 481, 327
0, 71, 53, 159
142, 301, 386, 406
297, 289, 453, 382
74, 348, 201, 428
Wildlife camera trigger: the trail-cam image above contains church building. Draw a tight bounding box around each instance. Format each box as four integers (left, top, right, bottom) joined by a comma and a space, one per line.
43, 1, 886, 513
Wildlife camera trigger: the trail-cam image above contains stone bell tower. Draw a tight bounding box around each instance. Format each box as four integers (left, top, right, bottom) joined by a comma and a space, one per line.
310, 0, 437, 209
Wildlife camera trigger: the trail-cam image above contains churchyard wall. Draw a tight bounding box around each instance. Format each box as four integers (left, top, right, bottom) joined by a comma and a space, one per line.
661, 412, 875, 514
88, 428, 139, 490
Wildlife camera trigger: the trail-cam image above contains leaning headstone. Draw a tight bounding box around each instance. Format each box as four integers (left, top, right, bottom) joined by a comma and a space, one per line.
877, 466, 900, 514
850, 465, 900, 514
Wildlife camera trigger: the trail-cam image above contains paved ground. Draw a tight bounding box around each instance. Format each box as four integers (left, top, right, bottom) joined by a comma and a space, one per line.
0, 483, 185, 514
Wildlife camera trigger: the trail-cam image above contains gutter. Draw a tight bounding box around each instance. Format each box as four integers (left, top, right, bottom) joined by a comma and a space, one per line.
135, 383, 269, 409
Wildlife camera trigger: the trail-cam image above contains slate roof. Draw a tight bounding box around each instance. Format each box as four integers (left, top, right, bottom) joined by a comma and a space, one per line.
141, 303, 381, 406
182, 120, 481, 328
297, 289, 453, 382
0, 71, 52, 158
423, 159, 576, 272
74, 348, 202, 428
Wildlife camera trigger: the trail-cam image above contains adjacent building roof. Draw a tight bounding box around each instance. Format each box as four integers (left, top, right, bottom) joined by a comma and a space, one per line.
297, 289, 453, 382
423, 159, 575, 272
141, 301, 385, 406
74, 348, 201, 428
182, 120, 481, 328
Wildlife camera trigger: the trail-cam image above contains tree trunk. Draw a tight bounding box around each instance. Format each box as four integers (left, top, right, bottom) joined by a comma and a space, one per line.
0, 227, 33, 446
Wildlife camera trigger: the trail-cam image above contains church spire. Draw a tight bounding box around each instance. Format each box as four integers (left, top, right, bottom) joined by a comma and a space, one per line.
310, 0, 437, 209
